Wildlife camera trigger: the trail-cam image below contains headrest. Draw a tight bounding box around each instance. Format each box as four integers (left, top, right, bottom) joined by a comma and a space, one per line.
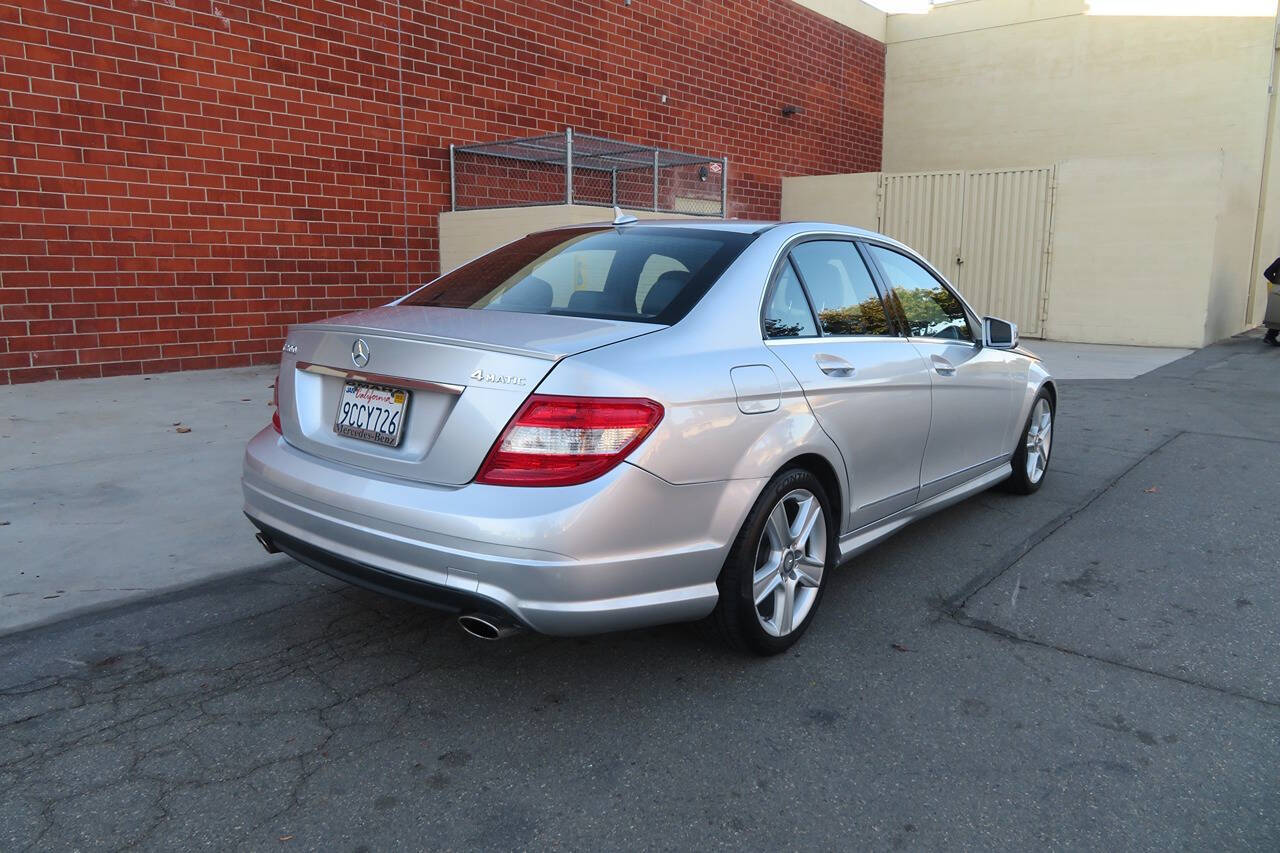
642, 270, 690, 315
567, 290, 622, 314
497, 276, 553, 312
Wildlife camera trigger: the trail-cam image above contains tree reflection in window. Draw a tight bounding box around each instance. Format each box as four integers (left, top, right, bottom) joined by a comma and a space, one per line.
764, 318, 807, 338
895, 286, 970, 339
763, 261, 818, 338
866, 245, 973, 342
817, 294, 891, 336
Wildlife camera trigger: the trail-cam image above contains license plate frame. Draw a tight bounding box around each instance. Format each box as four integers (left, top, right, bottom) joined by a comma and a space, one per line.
333, 381, 410, 447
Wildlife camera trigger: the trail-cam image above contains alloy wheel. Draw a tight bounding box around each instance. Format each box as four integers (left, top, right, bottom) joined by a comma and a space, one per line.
752, 488, 827, 637
1025, 398, 1052, 484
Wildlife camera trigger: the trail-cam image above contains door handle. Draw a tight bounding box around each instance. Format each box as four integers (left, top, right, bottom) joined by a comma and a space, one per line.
931, 354, 956, 377
814, 353, 856, 378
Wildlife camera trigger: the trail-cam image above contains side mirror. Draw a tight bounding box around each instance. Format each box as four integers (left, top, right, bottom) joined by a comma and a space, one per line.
982, 316, 1018, 349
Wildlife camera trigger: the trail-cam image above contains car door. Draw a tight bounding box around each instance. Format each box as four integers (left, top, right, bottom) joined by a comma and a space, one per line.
862, 243, 1018, 500
763, 239, 933, 532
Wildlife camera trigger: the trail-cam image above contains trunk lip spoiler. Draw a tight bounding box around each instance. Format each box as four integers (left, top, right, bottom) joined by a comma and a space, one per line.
296, 361, 465, 396
298, 323, 567, 361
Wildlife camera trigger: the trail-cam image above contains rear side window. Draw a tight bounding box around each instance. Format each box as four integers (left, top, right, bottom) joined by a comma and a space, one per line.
789, 241, 893, 336
763, 260, 818, 339
867, 245, 974, 342
402, 227, 756, 325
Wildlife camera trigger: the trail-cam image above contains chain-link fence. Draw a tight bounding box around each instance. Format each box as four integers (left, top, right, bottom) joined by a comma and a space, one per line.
450, 129, 727, 217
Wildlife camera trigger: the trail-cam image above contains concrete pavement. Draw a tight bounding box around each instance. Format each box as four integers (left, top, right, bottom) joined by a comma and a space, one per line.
0, 338, 1198, 635
0, 367, 287, 633
0, 331, 1277, 849
1020, 339, 1193, 380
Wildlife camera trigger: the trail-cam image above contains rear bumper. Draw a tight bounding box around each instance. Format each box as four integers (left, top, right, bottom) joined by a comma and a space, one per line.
241, 428, 763, 635
247, 519, 523, 623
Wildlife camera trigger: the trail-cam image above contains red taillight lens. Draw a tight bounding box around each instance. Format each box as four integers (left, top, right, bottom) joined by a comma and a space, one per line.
270, 372, 282, 434
475, 394, 664, 487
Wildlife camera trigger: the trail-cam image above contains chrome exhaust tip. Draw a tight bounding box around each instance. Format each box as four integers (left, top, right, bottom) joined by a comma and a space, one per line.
254, 531, 281, 554
457, 613, 522, 641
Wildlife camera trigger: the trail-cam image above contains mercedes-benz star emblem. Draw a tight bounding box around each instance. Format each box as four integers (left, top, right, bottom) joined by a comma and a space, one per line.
351, 338, 370, 368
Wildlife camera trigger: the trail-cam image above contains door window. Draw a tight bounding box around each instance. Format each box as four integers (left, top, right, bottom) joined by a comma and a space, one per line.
866, 245, 974, 342
789, 241, 893, 337
762, 260, 818, 339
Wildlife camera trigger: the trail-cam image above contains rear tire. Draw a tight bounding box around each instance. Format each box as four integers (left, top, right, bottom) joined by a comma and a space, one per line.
1004, 389, 1054, 495
703, 468, 835, 655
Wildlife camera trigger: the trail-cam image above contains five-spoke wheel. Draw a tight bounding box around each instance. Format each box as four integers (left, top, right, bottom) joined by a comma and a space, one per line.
1006, 389, 1054, 495
705, 468, 834, 655
1024, 397, 1052, 485
753, 488, 827, 637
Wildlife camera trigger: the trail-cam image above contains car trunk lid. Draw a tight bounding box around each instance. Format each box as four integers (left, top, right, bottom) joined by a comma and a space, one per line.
276, 306, 658, 485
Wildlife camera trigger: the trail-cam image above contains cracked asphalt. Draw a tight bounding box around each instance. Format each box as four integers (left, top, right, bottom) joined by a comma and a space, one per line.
2, 334, 1278, 850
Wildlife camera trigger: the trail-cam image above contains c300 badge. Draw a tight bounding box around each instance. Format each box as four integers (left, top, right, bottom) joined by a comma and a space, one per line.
469, 368, 526, 386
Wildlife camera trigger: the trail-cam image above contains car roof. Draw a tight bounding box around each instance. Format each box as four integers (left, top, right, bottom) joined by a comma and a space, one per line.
529, 218, 773, 235
529, 218, 893, 241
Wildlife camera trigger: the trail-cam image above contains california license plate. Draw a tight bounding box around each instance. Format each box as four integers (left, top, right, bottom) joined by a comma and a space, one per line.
334, 381, 409, 447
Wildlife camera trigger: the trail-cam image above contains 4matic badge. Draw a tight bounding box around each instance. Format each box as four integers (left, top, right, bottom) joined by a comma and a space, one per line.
469, 368, 526, 386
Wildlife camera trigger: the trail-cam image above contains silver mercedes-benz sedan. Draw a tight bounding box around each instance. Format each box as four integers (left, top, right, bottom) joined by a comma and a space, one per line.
243, 217, 1055, 654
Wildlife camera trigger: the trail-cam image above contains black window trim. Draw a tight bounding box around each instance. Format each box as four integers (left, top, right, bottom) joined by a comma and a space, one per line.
857, 239, 981, 346
760, 235, 903, 342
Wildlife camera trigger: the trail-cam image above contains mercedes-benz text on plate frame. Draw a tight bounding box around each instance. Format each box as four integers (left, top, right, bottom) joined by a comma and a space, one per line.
243, 221, 1056, 655
333, 382, 409, 447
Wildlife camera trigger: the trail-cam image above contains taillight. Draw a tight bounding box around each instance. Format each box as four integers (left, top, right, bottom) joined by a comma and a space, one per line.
270, 372, 281, 434
475, 394, 664, 487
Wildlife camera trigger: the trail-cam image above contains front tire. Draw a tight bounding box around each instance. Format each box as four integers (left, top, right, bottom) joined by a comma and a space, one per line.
704, 468, 835, 655
1004, 390, 1054, 495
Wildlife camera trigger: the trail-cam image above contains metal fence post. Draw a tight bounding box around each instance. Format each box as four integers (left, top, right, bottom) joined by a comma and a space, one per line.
448, 144, 456, 211
652, 150, 659, 212
611, 170, 617, 207
721, 156, 728, 218
565, 127, 573, 205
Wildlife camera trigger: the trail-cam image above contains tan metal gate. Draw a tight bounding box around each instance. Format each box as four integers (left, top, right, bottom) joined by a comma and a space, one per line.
879, 171, 964, 284
879, 167, 1054, 338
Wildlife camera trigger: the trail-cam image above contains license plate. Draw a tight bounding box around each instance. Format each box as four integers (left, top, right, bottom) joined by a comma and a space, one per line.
334, 381, 409, 447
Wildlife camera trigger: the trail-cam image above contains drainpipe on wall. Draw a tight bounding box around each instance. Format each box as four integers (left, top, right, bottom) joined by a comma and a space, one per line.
1246, 9, 1280, 327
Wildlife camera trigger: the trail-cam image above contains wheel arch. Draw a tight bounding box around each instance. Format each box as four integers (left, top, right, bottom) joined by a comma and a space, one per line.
781, 452, 844, 531
1038, 378, 1058, 411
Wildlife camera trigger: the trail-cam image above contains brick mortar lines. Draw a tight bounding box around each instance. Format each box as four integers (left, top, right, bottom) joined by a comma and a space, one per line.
0, 0, 884, 383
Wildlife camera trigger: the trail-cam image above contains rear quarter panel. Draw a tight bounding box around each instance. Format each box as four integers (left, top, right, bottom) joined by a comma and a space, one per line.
536, 326, 847, 512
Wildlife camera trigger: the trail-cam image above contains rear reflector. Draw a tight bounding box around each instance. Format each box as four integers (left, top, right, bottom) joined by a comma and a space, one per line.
475, 394, 663, 487
271, 372, 281, 434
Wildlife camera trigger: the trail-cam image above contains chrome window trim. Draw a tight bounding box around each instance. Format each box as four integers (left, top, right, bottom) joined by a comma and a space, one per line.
757, 232, 906, 343
764, 336, 902, 347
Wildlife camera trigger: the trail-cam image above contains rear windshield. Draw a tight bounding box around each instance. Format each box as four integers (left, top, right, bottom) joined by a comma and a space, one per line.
400, 226, 756, 325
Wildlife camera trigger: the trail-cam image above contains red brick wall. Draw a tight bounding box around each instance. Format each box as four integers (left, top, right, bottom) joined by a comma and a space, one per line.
0, 0, 884, 384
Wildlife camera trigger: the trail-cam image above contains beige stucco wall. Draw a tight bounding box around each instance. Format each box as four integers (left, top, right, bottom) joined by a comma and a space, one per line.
1209, 153, 1265, 344
779, 153, 1250, 348
438, 206, 695, 274
780, 172, 881, 229
877, 0, 1279, 344
1046, 153, 1222, 348
1251, 74, 1280, 325
792, 0, 886, 42
883, 2, 1275, 172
